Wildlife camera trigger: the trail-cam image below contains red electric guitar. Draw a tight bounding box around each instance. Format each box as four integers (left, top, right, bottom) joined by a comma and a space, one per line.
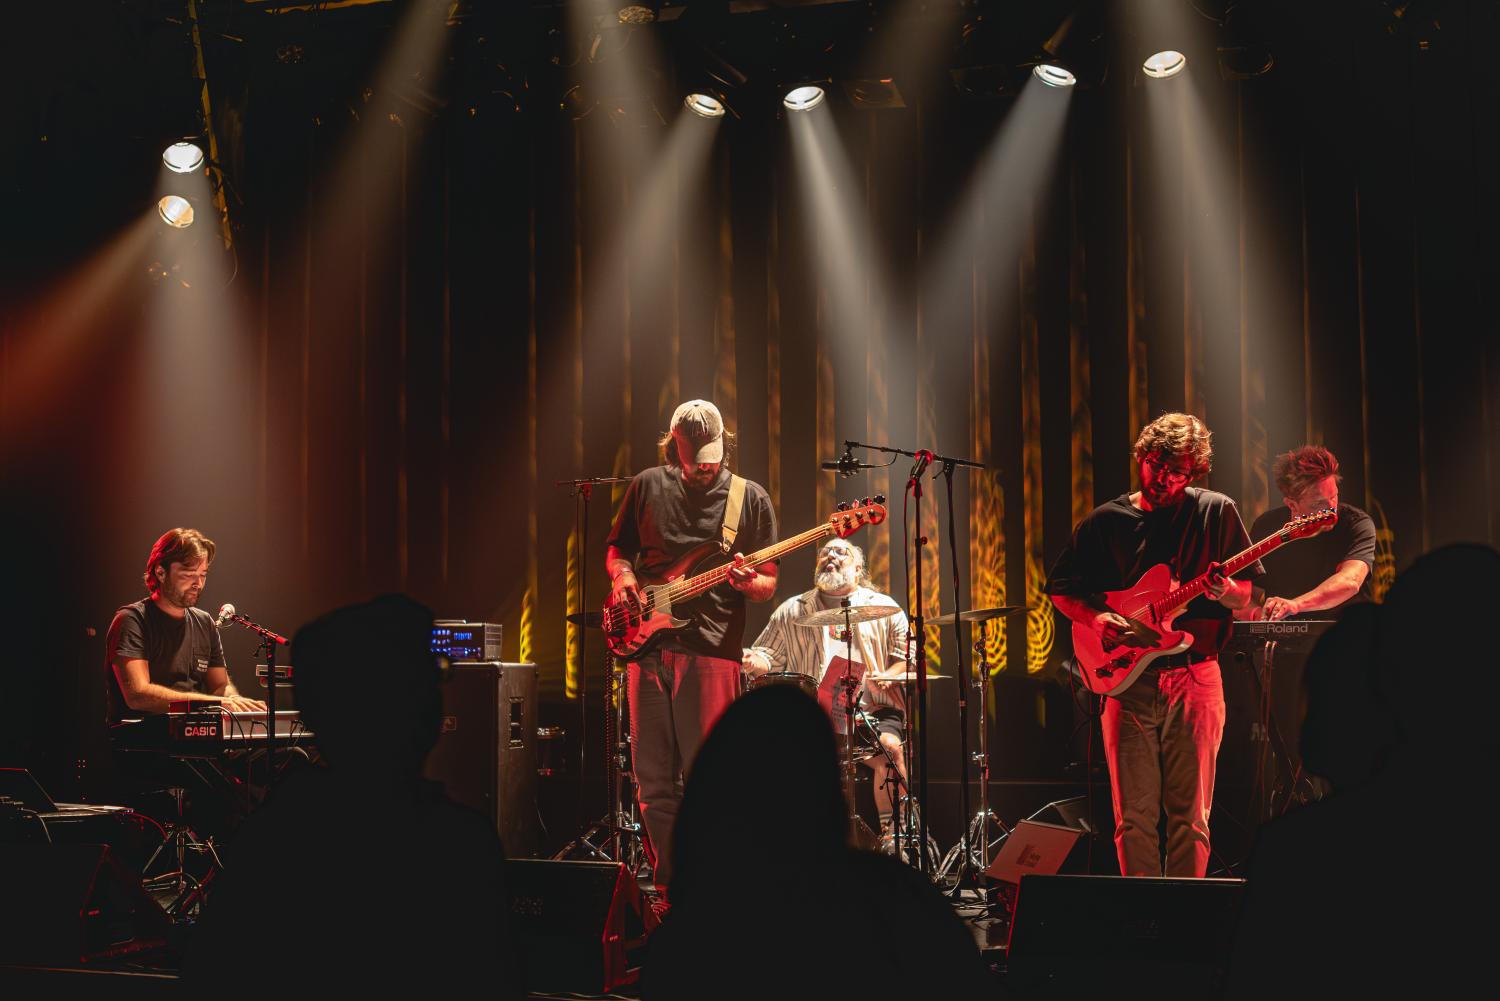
604, 497, 888, 660
1071, 507, 1338, 696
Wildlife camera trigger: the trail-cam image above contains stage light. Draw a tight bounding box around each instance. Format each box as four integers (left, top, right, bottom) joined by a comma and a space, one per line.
157, 195, 195, 229
162, 140, 205, 174
617, 3, 656, 24
1142, 50, 1187, 79
1032, 64, 1077, 88
783, 85, 825, 112
684, 93, 726, 119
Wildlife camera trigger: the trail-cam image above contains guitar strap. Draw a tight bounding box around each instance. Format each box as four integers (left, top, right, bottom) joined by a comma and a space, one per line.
720, 474, 748, 554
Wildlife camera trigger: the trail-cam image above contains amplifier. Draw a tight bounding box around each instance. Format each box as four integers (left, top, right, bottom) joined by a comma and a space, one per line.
432, 620, 504, 661
424, 661, 538, 858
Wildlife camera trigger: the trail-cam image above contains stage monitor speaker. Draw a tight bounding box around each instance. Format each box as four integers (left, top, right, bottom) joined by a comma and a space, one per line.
0, 843, 171, 966
1005, 874, 1245, 996
507, 859, 652, 994
424, 661, 538, 858
1026, 794, 1118, 876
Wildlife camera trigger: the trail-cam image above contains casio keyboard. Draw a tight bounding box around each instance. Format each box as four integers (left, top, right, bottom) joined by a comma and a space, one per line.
112, 704, 314, 757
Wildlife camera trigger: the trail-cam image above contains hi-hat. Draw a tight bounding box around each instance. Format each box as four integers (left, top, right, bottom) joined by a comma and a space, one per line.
795, 605, 902, 628
925, 606, 1032, 626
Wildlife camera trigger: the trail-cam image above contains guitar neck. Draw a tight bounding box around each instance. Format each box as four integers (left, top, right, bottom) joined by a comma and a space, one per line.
665, 524, 834, 603
1152, 530, 1289, 620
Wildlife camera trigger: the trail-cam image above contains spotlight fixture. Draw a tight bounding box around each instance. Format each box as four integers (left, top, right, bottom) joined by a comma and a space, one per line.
617, 4, 656, 24
1142, 50, 1187, 79
1032, 64, 1077, 88
162, 140, 205, 173
783, 85, 826, 112
157, 195, 195, 229
684, 93, 727, 119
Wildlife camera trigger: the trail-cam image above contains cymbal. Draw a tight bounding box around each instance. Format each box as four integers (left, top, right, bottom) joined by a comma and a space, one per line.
565, 611, 603, 628
924, 606, 1032, 627
866, 670, 952, 682
795, 604, 902, 628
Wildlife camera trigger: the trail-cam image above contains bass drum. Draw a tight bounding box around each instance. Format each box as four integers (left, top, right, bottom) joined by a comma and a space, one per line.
746, 670, 819, 699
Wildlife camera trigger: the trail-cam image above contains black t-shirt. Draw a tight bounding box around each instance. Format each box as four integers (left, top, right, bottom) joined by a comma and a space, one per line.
105, 599, 226, 721
1249, 503, 1377, 616
605, 465, 778, 659
1045, 488, 1263, 658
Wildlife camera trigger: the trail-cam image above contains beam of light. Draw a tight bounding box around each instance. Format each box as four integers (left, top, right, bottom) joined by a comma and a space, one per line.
567, 0, 667, 164
920, 74, 1074, 342
786, 104, 887, 355
0, 215, 156, 459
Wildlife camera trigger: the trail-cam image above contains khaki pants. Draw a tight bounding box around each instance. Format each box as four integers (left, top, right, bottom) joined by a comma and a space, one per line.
1101, 660, 1226, 877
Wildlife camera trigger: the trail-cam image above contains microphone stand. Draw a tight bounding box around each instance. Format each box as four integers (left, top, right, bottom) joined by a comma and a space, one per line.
844, 442, 984, 879
555, 475, 633, 860
219, 611, 288, 790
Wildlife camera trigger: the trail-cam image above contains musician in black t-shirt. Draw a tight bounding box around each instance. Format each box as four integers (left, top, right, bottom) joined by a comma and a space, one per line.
1047, 414, 1260, 878
605, 400, 778, 900
1247, 446, 1375, 621
105, 528, 264, 722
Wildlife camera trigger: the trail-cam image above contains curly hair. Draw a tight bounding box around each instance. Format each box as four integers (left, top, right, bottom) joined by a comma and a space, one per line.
1273, 445, 1341, 501
1132, 412, 1213, 480
143, 528, 215, 595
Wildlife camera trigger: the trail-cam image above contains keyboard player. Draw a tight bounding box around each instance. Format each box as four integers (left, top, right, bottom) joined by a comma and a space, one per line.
106, 528, 265, 722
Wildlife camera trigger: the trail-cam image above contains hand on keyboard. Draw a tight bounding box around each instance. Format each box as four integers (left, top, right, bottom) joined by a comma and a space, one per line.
221, 696, 268, 714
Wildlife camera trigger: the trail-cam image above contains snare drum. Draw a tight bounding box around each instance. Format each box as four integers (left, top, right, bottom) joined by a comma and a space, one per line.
747, 670, 819, 699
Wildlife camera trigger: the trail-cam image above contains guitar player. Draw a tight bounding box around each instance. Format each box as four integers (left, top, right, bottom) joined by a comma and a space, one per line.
1045, 413, 1262, 878
604, 399, 779, 903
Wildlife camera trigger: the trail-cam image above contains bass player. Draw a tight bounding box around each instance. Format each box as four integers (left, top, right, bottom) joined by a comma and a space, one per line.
604, 399, 779, 902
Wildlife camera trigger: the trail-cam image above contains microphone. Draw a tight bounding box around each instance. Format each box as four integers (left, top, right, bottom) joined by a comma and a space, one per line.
908, 449, 935, 481
820, 449, 880, 477
214, 603, 236, 628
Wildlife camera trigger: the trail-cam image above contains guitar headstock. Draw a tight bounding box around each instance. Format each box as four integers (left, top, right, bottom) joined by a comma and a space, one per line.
829, 496, 888, 538
1283, 507, 1338, 541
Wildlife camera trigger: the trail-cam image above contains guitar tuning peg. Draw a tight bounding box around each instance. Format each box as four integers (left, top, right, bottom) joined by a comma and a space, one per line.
874, 494, 885, 504
836, 501, 849, 511
861, 497, 870, 506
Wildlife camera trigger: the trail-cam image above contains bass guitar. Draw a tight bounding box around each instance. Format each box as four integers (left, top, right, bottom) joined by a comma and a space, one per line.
604, 497, 887, 660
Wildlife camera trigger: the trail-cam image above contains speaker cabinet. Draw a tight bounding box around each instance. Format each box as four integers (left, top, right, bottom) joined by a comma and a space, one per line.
0, 843, 171, 965
424, 661, 538, 858
507, 859, 653, 994
1005, 875, 1245, 995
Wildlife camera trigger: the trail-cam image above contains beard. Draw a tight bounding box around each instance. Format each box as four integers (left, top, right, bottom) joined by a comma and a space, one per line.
815, 566, 858, 593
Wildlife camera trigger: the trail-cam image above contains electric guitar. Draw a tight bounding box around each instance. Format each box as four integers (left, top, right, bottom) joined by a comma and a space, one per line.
1071, 507, 1338, 696
604, 497, 888, 660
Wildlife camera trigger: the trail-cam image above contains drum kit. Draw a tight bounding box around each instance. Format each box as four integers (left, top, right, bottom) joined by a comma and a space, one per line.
560, 587, 1030, 887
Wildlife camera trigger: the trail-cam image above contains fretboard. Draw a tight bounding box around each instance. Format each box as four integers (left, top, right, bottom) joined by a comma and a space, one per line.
1149, 529, 1291, 621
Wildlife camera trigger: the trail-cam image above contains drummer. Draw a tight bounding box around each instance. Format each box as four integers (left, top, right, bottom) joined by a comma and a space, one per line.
743, 538, 911, 848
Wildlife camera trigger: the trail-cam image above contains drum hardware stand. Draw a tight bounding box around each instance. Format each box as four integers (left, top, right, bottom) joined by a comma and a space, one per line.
936, 620, 1012, 885
843, 442, 984, 876
835, 600, 881, 850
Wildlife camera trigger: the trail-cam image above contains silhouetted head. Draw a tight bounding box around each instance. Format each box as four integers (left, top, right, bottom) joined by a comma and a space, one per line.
1300, 603, 1394, 791
291, 594, 441, 773
1376, 543, 1500, 750
669, 685, 845, 905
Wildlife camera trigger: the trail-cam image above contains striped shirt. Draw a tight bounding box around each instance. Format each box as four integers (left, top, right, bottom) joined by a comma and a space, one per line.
745, 586, 910, 712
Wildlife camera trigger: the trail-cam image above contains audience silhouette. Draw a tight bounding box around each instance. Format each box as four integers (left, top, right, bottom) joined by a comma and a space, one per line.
644, 684, 989, 998
1227, 544, 1498, 997
186, 594, 520, 993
